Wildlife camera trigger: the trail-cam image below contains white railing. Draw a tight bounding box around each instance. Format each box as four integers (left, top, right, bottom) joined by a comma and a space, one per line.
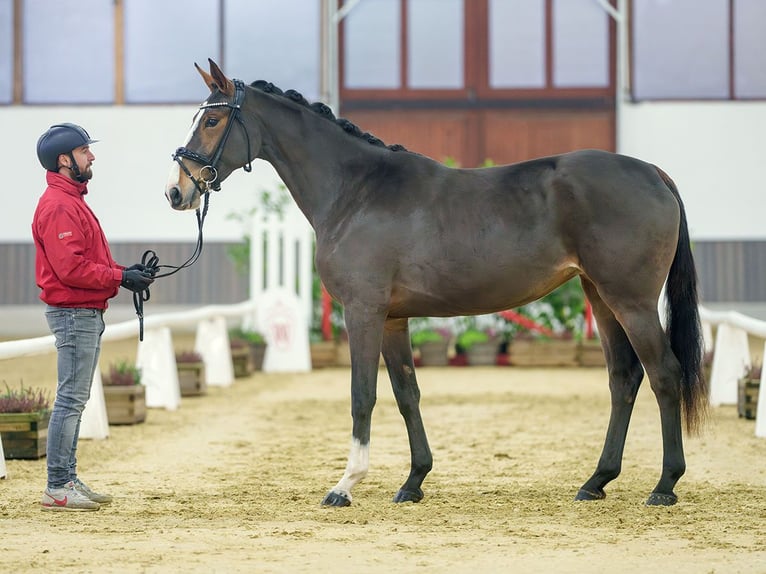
0, 301, 260, 443
2, 302, 763, 438
0, 301, 257, 360
700, 306, 766, 438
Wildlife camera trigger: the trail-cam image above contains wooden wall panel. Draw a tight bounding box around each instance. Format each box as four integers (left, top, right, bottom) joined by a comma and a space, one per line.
481, 110, 615, 165
345, 109, 614, 168
345, 110, 476, 166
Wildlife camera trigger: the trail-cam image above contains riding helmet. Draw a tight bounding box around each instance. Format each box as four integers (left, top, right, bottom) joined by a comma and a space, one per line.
36, 123, 98, 172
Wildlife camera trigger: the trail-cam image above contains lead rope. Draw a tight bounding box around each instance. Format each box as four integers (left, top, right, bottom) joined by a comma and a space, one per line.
131, 192, 210, 341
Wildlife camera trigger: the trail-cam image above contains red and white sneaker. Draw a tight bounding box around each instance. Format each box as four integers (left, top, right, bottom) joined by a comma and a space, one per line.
41, 481, 100, 511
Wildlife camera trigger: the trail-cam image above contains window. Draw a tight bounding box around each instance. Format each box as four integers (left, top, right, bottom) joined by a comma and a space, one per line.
124, 0, 218, 103
734, 0, 766, 98
3, 0, 321, 105
0, 0, 12, 104
23, 0, 114, 104
632, 0, 766, 100
342, 0, 614, 104
224, 0, 320, 100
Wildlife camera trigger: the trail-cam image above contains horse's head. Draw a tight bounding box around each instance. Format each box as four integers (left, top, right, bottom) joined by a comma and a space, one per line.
165, 59, 258, 210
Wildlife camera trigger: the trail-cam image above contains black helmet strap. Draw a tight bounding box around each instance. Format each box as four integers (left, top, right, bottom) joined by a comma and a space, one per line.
64, 150, 87, 183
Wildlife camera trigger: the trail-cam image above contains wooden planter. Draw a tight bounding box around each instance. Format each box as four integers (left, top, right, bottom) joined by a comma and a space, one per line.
310, 341, 338, 368
177, 362, 207, 396
231, 346, 252, 378
577, 340, 606, 367
249, 343, 267, 371
466, 341, 499, 366
509, 339, 579, 367
738, 378, 759, 420
0, 411, 50, 460
417, 340, 450, 366
103, 385, 146, 425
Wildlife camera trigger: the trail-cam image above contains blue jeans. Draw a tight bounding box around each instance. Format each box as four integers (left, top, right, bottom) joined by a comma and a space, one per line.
45, 306, 105, 489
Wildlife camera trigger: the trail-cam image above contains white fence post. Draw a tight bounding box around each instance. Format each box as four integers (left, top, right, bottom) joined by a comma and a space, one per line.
757, 340, 766, 438
0, 435, 6, 478
195, 316, 234, 387
80, 369, 110, 440
709, 323, 750, 406
136, 327, 181, 410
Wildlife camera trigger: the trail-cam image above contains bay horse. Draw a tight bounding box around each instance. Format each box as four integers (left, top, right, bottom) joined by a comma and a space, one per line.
166, 59, 707, 507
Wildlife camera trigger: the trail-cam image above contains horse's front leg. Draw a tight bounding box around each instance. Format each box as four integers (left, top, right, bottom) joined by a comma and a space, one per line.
381, 318, 432, 503
321, 307, 386, 507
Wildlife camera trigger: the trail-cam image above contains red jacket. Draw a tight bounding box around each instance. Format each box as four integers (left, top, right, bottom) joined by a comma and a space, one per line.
32, 172, 123, 309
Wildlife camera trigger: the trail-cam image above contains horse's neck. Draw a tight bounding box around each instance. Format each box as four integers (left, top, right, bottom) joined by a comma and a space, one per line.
249, 92, 367, 227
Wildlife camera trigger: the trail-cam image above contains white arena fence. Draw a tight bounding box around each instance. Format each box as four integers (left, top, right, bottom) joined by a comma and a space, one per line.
0, 302, 763, 438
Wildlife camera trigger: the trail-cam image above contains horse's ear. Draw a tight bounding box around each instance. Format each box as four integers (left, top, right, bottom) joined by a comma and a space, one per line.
208, 58, 234, 97
195, 62, 217, 93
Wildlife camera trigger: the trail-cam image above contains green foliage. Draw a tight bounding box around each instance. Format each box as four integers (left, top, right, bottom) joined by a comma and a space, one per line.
411, 329, 447, 347
105, 360, 141, 386
409, 317, 453, 348
0, 382, 51, 414
229, 326, 265, 345
510, 278, 587, 339
455, 328, 490, 350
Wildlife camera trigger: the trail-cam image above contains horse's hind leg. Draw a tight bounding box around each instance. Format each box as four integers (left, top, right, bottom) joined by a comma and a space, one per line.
582, 280, 687, 506
381, 318, 433, 503
576, 278, 645, 501
615, 304, 686, 506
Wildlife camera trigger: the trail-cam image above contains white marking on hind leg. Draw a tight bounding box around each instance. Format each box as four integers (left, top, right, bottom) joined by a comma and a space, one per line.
329, 438, 369, 502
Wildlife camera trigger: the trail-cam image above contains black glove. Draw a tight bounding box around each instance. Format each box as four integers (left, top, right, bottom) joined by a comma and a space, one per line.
125, 263, 147, 273
121, 269, 154, 292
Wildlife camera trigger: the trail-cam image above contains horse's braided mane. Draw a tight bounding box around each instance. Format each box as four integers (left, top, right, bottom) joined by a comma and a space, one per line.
249, 80, 408, 153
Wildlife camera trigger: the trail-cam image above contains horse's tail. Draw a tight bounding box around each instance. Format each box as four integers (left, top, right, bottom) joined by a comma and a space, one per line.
656, 166, 708, 435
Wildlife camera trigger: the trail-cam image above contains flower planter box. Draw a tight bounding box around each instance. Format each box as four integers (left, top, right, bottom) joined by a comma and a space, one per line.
103, 385, 146, 425
577, 340, 606, 367
0, 411, 50, 460
177, 362, 207, 396
310, 341, 338, 368
509, 339, 579, 367
738, 378, 759, 420
231, 346, 252, 378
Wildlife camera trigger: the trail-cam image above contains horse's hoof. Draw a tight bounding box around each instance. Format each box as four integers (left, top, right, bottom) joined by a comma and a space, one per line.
574, 488, 606, 501
321, 491, 351, 507
392, 488, 423, 503
645, 492, 677, 506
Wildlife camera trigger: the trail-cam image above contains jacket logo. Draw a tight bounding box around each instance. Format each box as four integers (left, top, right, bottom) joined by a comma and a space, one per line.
58, 231, 73, 239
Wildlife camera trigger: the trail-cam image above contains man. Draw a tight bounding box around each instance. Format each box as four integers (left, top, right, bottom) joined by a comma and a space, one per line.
33, 123, 154, 511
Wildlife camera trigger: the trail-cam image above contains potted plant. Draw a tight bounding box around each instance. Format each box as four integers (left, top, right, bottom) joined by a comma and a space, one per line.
229, 326, 268, 372
0, 382, 51, 460
455, 315, 501, 366
102, 360, 146, 425
410, 318, 452, 367
738, 362, 761, 420
227, 330, 255, 377
176, 350, 206, 396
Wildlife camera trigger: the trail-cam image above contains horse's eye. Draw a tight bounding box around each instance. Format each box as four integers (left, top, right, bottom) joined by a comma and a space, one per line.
205, 117, 219, 128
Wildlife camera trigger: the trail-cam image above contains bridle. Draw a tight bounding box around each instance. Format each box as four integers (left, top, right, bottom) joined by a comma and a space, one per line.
132, 78, 254, 341
172, 78, 253, 195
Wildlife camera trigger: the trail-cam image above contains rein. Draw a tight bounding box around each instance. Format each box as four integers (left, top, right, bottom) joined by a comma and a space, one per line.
133, 79, 252, 341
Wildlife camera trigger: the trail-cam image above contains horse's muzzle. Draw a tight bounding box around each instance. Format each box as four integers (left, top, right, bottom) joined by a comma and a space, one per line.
166, 185, 187, 210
